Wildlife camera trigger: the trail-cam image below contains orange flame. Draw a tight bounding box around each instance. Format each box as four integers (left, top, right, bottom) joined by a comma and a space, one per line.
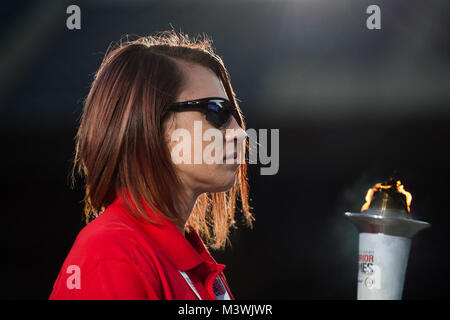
361, 180, 412, 212
396, 180, 412, 212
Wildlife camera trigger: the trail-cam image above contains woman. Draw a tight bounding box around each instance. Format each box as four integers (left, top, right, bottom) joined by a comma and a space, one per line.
50, 30, 253, 300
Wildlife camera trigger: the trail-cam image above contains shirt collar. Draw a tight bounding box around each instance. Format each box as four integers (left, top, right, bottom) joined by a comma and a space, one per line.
109, 193, 217, 272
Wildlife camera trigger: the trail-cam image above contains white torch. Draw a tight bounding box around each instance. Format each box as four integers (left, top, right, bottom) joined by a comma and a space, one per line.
345, 178, 430, 300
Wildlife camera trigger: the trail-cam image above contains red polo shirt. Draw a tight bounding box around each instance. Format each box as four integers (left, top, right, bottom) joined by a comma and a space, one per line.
49, 196, 234, 300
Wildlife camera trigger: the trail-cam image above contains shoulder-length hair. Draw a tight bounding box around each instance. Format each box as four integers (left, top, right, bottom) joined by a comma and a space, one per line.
72, 30, 253, 249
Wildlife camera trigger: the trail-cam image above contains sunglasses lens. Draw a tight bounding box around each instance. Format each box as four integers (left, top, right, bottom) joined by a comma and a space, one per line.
206, 109, 232, 127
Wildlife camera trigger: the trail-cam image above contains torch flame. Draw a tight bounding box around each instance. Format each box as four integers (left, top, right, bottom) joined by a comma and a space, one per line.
396, 180, 412, 212
361, 180, 412, 213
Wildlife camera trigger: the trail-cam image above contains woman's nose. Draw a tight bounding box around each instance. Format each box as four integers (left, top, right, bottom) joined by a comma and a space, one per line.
224, 117, 247, 142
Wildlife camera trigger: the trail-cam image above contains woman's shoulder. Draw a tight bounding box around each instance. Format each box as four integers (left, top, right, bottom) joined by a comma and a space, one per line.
63, 207, 146, 271
50, 207, 164, 299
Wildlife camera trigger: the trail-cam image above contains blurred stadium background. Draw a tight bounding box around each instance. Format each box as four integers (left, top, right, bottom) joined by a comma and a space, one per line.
1, 0, 449, 299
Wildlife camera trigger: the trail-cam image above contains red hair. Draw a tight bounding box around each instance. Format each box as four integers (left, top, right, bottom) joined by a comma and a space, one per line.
72, 30, 253, 249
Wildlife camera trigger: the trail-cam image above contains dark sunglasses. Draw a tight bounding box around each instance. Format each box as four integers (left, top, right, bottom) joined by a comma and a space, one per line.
167, 97, 240, 128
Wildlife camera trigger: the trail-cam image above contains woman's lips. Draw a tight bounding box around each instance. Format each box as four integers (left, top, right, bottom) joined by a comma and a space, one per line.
223, 151, 237, 162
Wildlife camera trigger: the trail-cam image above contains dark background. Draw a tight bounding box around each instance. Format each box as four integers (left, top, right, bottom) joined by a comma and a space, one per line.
1, 0, 449, 299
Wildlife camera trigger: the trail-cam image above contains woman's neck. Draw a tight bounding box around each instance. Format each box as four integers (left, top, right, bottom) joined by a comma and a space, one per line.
175, 188, 199, 236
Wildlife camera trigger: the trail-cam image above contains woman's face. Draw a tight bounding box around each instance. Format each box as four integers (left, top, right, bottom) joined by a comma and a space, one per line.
164, 61, 246, 196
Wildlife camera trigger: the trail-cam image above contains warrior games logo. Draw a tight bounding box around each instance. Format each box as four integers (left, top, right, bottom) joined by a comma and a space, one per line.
358, 251, 381, 290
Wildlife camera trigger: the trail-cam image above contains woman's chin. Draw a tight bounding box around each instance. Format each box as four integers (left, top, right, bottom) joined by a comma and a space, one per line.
208, 173, 237, 193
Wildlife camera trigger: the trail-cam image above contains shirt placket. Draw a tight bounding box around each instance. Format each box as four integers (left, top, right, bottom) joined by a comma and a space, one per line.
204, 264, 226, 300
